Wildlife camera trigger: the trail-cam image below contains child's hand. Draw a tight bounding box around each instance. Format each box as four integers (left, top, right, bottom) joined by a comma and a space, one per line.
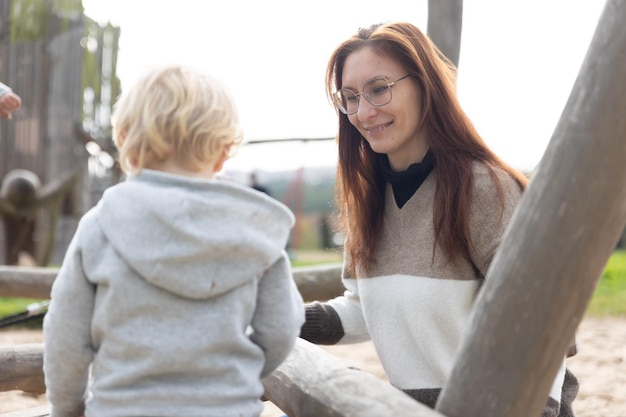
0, 91, 21, 119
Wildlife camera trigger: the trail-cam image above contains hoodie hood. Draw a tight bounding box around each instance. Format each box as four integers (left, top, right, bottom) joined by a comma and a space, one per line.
95, 170, 294, 300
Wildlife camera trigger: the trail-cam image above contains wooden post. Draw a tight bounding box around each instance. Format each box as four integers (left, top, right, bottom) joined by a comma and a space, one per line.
427, 0, 463, 67
436, 1, 626, 416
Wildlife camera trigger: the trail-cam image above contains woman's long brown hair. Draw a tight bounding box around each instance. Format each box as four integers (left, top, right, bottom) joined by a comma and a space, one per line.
326, 22, 528, 276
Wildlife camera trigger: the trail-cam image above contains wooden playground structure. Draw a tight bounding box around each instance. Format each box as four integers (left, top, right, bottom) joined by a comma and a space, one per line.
2, 0, 626, 416
0, 0, 121, 267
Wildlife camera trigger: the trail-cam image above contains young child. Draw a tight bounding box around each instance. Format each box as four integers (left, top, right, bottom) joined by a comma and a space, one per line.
43, 65, 305, 417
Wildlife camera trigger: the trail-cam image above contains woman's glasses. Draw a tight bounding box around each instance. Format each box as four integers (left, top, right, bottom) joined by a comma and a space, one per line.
333, 75, 411, 115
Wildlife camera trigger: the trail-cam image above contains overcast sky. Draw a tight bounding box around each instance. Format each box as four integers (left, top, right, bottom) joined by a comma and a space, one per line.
82, 0, 606, 173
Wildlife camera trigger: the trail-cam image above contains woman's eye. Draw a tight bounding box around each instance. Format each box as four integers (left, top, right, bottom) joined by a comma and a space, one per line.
370, 85, 389, 96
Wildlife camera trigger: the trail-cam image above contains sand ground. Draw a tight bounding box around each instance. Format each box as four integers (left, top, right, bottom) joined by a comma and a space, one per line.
1, 316, 624, 416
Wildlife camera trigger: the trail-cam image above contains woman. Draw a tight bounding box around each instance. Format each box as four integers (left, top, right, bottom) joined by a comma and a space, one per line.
299, 22, 578, 416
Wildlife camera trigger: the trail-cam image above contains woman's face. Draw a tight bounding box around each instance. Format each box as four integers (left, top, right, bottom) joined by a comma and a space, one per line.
341, 47, 428, 171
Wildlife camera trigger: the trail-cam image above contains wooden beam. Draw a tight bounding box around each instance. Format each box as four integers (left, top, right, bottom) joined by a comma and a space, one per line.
436, 1, 626, 416
0, 264, 344, 302
1, 339, 447, 416
292, 263, 343, 301
0, 344, 45, 394
262, 338, 446, 417
0, 266, 57, 299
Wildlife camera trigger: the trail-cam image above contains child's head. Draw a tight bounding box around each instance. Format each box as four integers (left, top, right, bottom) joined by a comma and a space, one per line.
111, 65, 243, 175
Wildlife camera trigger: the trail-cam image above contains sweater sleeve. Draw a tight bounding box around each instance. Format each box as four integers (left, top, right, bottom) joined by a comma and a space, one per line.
468, 167, 523, 276
299, 255, 370, 345
300, 301, 345, 344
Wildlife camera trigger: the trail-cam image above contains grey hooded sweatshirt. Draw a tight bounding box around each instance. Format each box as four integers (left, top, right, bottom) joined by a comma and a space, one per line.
43, 169, 305, 417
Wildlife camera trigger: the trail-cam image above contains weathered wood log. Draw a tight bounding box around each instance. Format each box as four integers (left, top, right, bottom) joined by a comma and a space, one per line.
436, 1, 626, 417
0, 266, 57, 299
0, 264, 344, 302
262, 338, 445, 417
1, 339, 445, 417
0, 344, 45, 394
292, 263, 343, 301
0, 405, 50, 417
427, 0, 463, 67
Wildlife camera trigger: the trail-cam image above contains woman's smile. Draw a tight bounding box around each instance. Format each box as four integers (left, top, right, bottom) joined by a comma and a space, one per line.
365, 121, 393, 135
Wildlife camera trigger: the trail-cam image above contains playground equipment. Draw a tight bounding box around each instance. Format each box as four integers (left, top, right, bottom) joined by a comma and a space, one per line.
0, 169, 81, 266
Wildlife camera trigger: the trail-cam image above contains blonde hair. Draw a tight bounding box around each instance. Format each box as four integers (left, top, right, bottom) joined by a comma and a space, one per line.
111, 65, 243, 174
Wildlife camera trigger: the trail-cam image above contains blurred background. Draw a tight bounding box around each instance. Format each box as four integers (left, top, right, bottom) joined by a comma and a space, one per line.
0, 0, 618, 268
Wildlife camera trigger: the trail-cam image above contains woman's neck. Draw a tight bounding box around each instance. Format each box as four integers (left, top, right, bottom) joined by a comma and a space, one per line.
387, 142, 430, 172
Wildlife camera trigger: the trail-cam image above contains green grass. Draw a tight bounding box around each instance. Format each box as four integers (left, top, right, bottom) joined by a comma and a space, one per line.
0, 297, 46, 329
0, 297, 44, 317
586, 249, 626, 316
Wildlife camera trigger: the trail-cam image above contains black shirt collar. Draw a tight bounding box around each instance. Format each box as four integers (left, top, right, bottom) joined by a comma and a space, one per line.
378, 149, 435, 208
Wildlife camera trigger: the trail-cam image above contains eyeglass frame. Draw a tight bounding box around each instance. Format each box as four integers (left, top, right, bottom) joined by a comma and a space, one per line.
333, 74, 412, 115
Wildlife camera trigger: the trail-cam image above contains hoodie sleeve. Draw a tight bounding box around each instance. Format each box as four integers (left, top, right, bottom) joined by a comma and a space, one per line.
43, 218, 96, 417
0, 82, 12, 97
468, 167, 523, 277
249, 251, 304, 377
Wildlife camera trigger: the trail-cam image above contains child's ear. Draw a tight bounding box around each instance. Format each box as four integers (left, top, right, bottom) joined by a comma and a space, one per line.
213, 151, 228, 173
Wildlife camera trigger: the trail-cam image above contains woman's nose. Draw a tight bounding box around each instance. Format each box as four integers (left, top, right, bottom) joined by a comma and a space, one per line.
355, 98, 378, 121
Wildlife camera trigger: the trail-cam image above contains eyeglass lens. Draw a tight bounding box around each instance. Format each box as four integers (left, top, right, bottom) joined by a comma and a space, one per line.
335, 77, 393, 115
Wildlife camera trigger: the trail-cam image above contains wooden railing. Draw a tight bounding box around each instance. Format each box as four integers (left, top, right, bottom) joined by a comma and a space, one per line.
0, 262, 344, 302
